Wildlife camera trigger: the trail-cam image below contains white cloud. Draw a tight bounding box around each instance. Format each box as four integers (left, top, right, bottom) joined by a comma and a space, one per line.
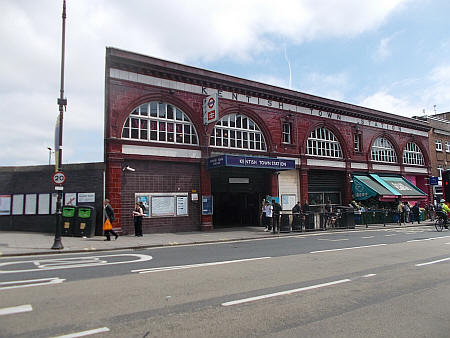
0, 0, 410, 165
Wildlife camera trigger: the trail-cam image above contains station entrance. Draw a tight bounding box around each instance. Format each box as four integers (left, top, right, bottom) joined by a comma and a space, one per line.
210, 167, 271, 227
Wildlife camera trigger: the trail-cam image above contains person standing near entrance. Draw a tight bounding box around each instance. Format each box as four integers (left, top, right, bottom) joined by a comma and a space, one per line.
264, 201, 273, 232
103, 199, 118, 241
272, 199, 282, 234
261, 199, 268, 231
133, 202, 144, 236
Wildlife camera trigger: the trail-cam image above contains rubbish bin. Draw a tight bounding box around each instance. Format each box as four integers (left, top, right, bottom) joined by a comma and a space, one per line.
337, 207, 355, 229
75, 206, 96, 237
280, 214, 290, 233
304, 212, 315, 231
292, 214, 302, 231
62, 206, 76, 236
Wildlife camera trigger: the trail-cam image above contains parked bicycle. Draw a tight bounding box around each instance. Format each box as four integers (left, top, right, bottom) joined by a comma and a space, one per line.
434, 211, 447, 232
324, 211, 341, 230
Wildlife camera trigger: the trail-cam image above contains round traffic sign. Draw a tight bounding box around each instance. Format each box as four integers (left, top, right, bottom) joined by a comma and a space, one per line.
52, 171, 66, 185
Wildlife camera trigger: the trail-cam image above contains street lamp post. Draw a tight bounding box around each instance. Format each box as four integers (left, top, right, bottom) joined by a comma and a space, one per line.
51, 0, 67, 250
47, 147, 52, 166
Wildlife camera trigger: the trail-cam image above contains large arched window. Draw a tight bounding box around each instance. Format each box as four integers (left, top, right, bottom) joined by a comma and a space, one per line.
306, 127, 343, 158
209, 114, 266, 151
371, 137, 397, 163
403, 142, 424, 166
121, 102, 198, 145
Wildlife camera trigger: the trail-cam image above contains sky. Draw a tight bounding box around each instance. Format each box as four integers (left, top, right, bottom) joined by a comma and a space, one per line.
1, 0, 450, 166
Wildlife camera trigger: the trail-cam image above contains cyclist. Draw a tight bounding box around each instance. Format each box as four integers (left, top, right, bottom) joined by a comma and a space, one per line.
437, 199, 450, 229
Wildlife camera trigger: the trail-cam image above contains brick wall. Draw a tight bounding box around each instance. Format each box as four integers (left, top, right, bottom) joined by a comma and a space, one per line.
0, 163, 104, 233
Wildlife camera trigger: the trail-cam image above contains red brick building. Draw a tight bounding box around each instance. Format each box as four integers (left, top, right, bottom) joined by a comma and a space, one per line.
105, 48, 430, 234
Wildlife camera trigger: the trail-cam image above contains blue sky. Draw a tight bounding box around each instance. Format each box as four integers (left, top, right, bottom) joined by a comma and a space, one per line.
1, 0, 449, 166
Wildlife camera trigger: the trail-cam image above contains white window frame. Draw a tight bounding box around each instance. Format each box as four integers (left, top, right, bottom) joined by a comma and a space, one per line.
282, 122, 292, 144
122, 102, 199, 146
306, 127, 343, 159
446, 141, 450, 153
210, 113, 267, 151
436, 139, 443, 152
354, 133, 361, 152
402, 142, 425, 166
371, 137, 397, 163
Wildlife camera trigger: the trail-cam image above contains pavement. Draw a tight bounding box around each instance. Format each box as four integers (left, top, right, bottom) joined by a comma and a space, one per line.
0, 221, 435, 257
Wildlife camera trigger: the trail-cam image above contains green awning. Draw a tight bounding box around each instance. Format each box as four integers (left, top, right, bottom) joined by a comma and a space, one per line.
352, 175, 394, 201
377, 175, 426, 197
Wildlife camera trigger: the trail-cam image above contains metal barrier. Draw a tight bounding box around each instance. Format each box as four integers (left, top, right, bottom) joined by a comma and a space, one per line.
357, 209, 426, 227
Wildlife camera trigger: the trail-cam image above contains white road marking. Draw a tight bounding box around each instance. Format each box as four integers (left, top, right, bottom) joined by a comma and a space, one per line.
361, 236, 374, 239
310, 244, 387, 254
0, 254, 153, 274
362, 273, 377, 278
132, 257, 271, 274
0, 277, 65, 291
0, 304, 32, 316
52, 327, 110, 338
415, 257, 450, 266
222, 279, 351, 306
385, 234, 396, 237
407, 235, 450, 243
317, 238, 349, 242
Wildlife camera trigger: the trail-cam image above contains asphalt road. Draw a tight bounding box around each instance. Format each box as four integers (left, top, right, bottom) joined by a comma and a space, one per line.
1, 226, 450, 337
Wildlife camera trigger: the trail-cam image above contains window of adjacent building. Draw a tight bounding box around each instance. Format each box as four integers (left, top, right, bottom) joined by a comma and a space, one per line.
446, 141, 450, 153
282, 122, 292, 144
402, 142, 425, 166
306, 127, 343, 159
370, 137, 397, 163
438, 165, 444, 178
436, 139, 443, 152
210, 113, 267, 151
354, 134, 362, 152
121, 102, 199, 145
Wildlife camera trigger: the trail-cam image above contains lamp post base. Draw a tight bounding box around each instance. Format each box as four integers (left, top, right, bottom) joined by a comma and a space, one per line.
51, 238, 64, 250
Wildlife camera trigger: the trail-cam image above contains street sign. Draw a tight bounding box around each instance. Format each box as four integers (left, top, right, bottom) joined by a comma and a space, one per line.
52, 171, 66, 185
203, 94, 219, 125
429, 176, 439, 185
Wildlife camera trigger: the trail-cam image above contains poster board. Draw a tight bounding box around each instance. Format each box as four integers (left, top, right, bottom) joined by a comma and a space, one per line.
202, 195, 213, 215
78, 192, 95, 203
0, 195, 11, 215
281, 194, 296, 211
38, 194, 50, 215
12, 194, 24, 215
176, 196, 188, 216
25, 194, 37, 215
64, 193, 77, 206
151, 196, 175, 216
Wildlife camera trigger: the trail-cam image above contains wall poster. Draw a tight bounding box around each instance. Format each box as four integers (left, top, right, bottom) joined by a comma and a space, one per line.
78, 192, 95, 203
136, 195, 150, 217
38, 194, 50, 215
281, 194, 296, 211
151, 196, 175, 216
25, 194, 37, 215
12, 194, 24, 215
176, 196, 188, 216
51, 193, 58, 214
64, 193, 77, 206
0, 195, 11, 215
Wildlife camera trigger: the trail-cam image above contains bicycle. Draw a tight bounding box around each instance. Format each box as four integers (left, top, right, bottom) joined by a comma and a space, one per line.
434, 212, 447, 232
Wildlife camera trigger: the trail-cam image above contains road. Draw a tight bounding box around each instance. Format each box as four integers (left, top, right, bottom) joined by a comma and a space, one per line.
1, 226, 450, 337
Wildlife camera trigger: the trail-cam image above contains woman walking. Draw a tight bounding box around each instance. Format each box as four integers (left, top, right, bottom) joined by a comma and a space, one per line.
133, 202, 144, 236
103, 199, 118, 241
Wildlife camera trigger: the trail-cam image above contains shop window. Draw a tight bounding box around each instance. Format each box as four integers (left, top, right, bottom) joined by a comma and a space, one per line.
121, 102, 199, 146
282, 122, 292, 144
436, 139, 443, 152
402, 142, 424, 166
210, 114, 266, 151
370, 137, 397, 163
308, 192, 341, 211
306, 127, 343, 159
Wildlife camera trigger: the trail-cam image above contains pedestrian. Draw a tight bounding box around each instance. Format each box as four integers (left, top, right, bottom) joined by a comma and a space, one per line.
264, 201, 273, 232
103, 199, 118, 241
412, 202, 420, 224
272, 199, 282, 234
397, 200, 404, 225
133, 202, 144, 236
292, 201, 302, 231
261, 199, 268, 231
404, 202, 411, 223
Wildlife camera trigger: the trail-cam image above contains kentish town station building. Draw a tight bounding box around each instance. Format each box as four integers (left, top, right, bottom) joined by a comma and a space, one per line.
105, 47, 430, 234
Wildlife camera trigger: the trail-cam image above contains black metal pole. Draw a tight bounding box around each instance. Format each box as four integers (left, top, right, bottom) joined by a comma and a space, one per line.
52, 0, 67, 250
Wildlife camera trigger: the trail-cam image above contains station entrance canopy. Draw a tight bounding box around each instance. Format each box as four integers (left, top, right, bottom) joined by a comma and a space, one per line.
208, 155, 296, 170
352, 174, 426, 201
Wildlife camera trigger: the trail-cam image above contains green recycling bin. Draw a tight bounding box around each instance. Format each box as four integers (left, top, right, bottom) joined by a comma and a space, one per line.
62, 206, 76, 236
75, 206, 96, 237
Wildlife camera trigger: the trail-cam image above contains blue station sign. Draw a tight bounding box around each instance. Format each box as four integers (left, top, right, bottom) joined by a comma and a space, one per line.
208, 155, 296, 170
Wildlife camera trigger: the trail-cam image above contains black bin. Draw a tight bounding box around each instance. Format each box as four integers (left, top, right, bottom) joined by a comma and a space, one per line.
336, 207, 355, 229
75, 206, 96, 237
280, 214, 291, 233
305, 212, 315, 231
62, 206, 76, 236
292, 214, 302, 231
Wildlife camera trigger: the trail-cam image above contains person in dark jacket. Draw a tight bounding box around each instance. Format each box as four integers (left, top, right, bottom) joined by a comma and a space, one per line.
272, 199, 282, 234
104, 199, 118, 241
412, 202, 420, 224
133, 202, 144, 236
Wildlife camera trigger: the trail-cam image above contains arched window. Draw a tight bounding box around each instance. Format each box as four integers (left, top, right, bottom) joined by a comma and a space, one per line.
371, 137, 397, 163
209, 114, 267, 151
121, 102, 198, 145
306, 127, 343, 158
403, 142, 424, 166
